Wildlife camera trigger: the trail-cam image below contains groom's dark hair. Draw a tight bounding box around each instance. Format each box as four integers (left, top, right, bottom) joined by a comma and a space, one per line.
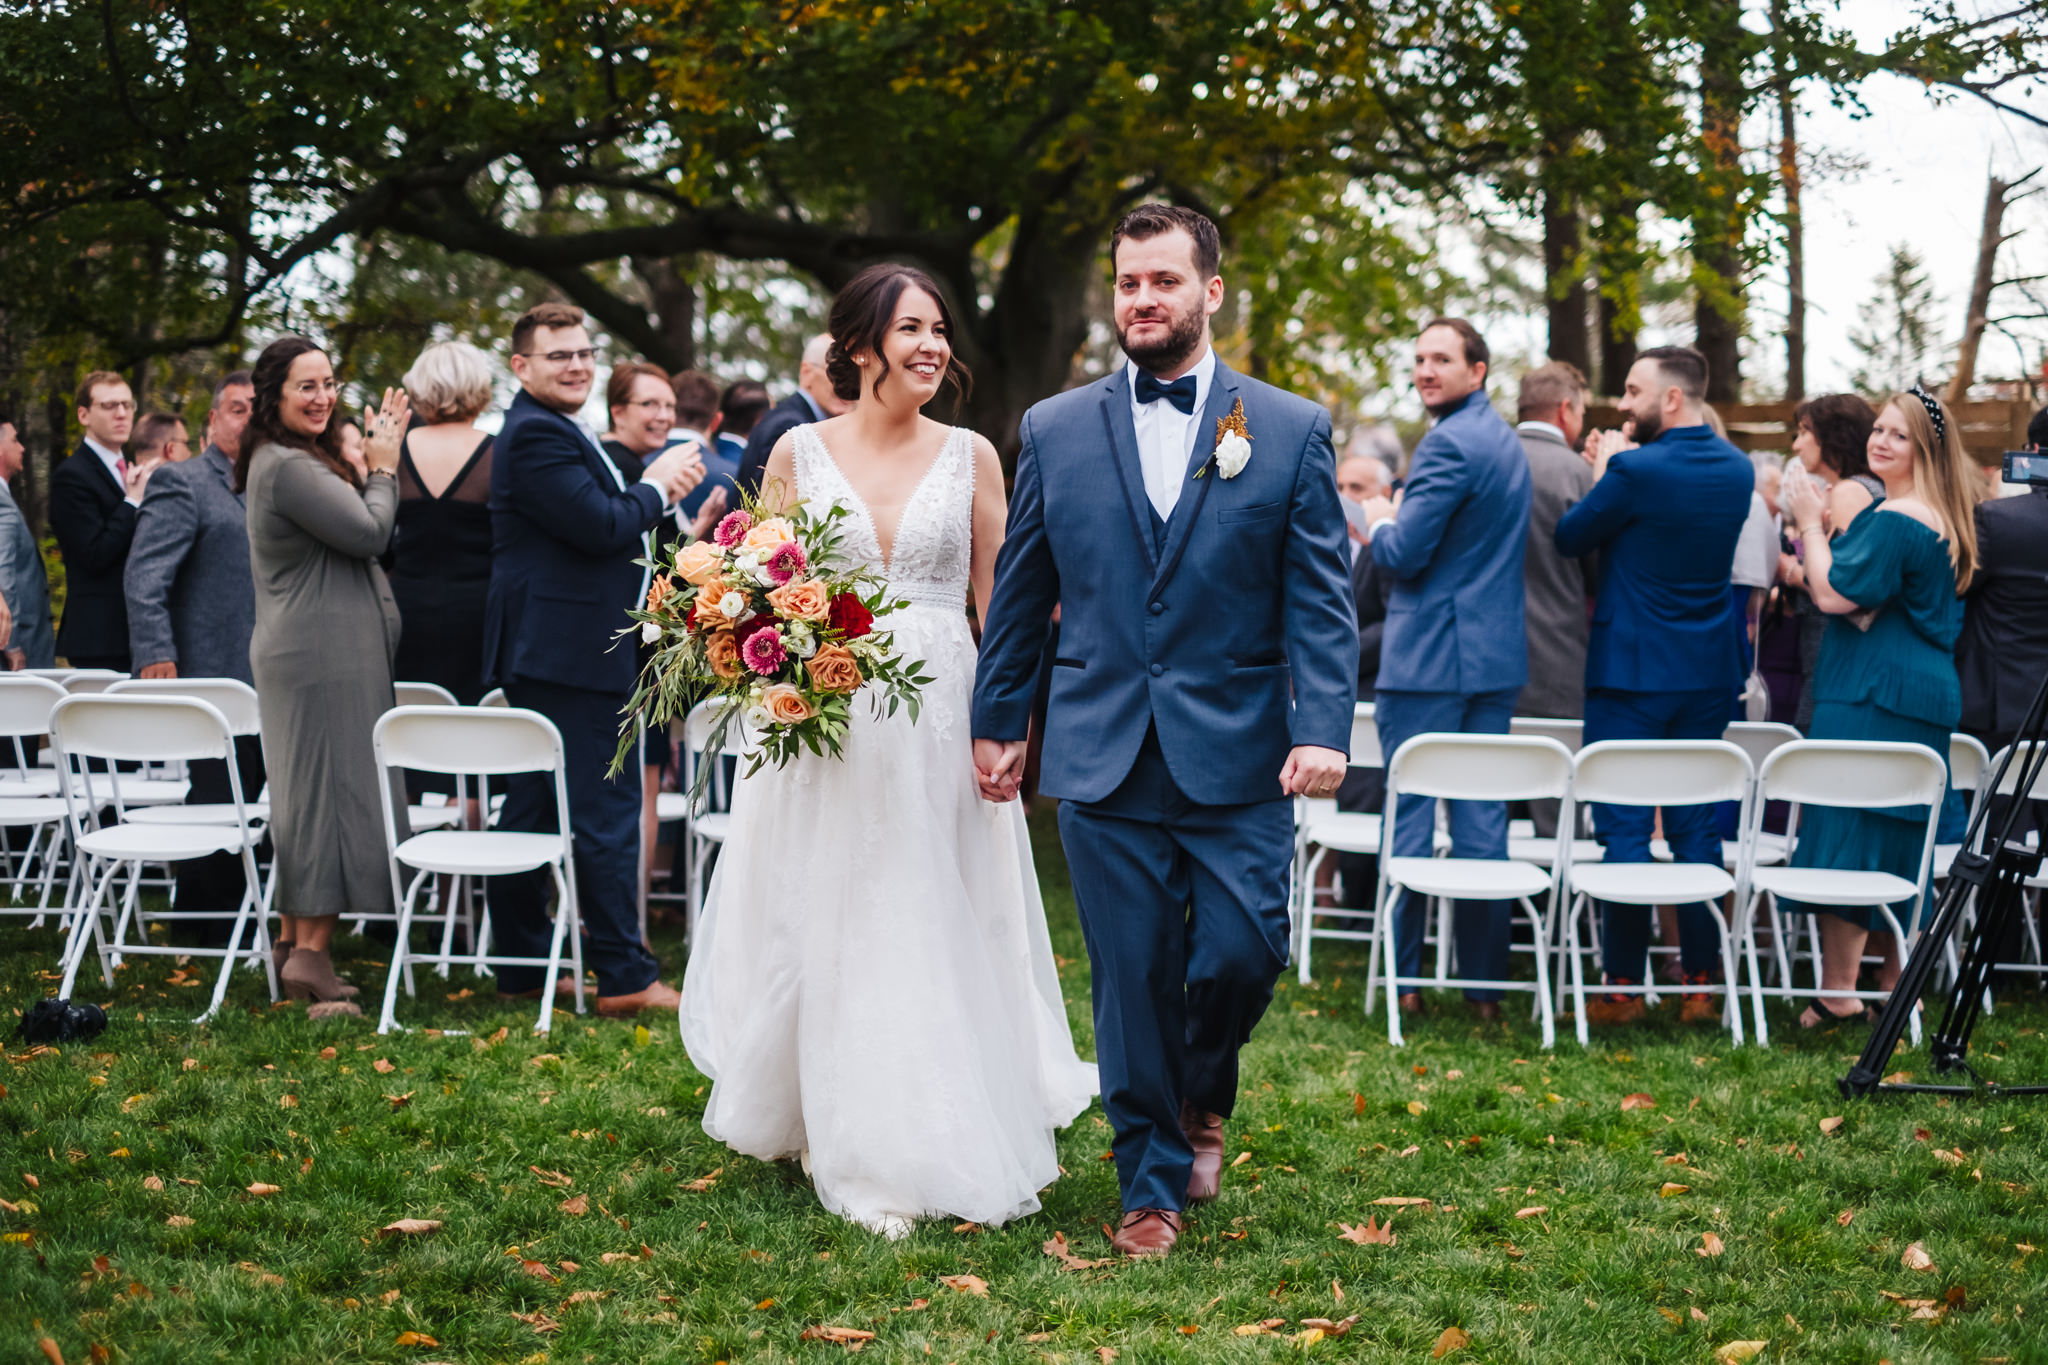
1112, 204, 1221, 280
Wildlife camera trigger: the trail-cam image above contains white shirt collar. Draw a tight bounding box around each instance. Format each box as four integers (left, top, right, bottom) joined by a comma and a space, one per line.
1126, 346, 1216, 411
1516, 420, 1567, 443
83, 435, 124, 465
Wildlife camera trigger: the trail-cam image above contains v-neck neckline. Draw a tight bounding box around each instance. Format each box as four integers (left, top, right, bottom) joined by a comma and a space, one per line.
402, 432, 490, 501
809, 426, 956, 575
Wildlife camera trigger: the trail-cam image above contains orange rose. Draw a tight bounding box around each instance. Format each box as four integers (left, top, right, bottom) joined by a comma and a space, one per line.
674, 539, 726, 586
704, 629, 741, 680
766, 577, 831, 622
805, 642, 863, 694
645, 572, 674, 612
741, 516, 797, 553
693, 588, 735, 632
760, 683, 815, 724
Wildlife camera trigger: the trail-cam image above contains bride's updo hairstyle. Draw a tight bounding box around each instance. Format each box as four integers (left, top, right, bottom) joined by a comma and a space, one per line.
825, 263, 974, 411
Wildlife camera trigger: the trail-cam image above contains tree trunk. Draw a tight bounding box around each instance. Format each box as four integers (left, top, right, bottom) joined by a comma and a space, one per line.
1947, 170, 2038, 404
1543, 181, 1592, 374
1595, 202, 1641, 396
632, 256, 698, 374
969, 211, 1099, 459
1772, 0, 1806, 401
1693, 0, 1749, 403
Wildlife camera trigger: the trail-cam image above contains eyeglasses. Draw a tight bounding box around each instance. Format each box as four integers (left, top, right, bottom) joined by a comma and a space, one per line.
91, 399, 135, 413
519, 348, 598, 365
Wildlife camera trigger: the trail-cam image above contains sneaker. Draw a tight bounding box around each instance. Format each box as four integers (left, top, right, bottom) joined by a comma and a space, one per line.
1678, 971, 1721, 1026
1583, 979, 1647, 1026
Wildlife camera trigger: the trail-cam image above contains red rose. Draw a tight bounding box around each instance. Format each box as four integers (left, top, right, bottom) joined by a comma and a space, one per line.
829, 592, 874, 639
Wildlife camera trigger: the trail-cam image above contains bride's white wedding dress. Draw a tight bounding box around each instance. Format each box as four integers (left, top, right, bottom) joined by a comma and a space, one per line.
679, 422, 1097, 1236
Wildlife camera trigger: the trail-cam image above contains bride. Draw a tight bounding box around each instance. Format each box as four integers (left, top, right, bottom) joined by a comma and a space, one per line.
678, 263, 1098, 1236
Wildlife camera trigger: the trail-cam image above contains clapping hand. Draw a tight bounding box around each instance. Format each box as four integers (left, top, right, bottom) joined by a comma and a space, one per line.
1780, 462, 1826, 533
1356, 491, 1398, 529
688, 485, 729, 542
1583, 427, 1636, 480
643, 440, 707, 506
362, 387, 411, 475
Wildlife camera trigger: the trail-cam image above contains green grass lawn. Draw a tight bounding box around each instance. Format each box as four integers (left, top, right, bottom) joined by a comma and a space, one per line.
4, 810, 2046, 1364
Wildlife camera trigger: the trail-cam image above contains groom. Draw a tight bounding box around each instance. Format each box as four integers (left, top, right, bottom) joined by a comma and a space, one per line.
973, 205, 1356, 1258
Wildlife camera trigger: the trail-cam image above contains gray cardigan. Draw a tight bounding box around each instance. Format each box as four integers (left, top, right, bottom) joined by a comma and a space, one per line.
0, 482, 55, 668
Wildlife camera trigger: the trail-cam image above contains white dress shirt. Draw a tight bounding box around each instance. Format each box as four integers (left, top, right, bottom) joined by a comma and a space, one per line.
83, 436, 139, 506
1515, 419, 1568, 444
1127, 347, 1215, 522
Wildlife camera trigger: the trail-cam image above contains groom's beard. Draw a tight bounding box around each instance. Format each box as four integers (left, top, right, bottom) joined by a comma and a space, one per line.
1117, 305, 1208, 376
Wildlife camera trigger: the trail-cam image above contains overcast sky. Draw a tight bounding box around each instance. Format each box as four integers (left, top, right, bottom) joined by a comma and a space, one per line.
1766, 0, 2048, 392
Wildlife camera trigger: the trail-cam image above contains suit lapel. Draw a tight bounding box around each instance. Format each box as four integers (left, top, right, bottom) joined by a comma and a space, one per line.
1096, 369, 1159, 576
77, 442, 124, 499
1150, 361, 1240, 601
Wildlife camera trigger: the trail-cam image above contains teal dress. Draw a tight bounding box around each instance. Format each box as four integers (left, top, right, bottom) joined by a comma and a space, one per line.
1782, 505, 1964, 931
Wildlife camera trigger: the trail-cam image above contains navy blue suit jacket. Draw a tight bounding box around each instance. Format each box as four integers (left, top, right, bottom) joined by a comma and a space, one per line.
483, 390, 665, 697
1368, 388, 1531, 695
1554, 422, 1753, 694
972, 359, 1357, 807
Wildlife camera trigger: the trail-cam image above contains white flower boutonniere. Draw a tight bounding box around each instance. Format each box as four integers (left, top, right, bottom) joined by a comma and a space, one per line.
1195, 397, 1252, 479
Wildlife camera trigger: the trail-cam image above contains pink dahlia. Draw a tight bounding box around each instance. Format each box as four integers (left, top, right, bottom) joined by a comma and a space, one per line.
713, 509, 754, 549
763, 541, 808, 585
740, 627, 788, 676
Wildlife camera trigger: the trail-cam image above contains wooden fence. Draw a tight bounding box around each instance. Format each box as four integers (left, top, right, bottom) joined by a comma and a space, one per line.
1582, 399, 2038, 464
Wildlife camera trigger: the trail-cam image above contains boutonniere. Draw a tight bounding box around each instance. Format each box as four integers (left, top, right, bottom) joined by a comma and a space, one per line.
1194, 398, 1252, 480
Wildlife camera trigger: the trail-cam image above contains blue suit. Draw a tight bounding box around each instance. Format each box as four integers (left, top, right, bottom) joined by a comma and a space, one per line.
1368, 387, 1531, 1000
483, 390, 666, 997
1555, 422, 1753, 981
973, 358, 1355, 1211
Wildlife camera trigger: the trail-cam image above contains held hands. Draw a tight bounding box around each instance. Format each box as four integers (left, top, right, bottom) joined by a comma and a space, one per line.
643, 440, 707, 506
362, 388, 411, 475
139, 661, 178, 680
973, 737, 1027, 803
1584, 428, 1635, 480
1280, 745, 1348, 798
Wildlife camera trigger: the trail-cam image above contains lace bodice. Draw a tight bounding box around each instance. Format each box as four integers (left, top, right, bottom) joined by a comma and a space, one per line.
791, 424, 973, 612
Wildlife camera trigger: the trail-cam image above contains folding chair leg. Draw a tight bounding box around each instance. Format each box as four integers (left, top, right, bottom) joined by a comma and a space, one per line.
199, 889, 259, 1024
1382, 887, 1406, 1048
56, 860, 121, 1001
536, 864, 573, 1035
1519, 897, 1555, 1050
377, 870, 428, 1034
1566, 893, 1591, 1049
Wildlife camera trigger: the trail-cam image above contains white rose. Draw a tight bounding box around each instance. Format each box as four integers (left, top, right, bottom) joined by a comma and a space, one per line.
718, 590, 746, 618
744, 702, 772, 730
640, 621, 660, 645
785, 621, 818, 658
1214, 432, 1252, 479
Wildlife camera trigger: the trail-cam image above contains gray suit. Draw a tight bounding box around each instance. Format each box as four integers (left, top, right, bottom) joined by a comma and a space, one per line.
0, 482, 55, 669
124, 446, 255, 684
1515, 422, 1597, 719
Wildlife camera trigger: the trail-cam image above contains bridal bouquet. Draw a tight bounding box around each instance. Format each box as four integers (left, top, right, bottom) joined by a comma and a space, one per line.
611, 491, 933, 796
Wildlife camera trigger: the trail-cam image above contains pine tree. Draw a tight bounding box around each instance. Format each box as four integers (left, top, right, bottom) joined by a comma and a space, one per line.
1848, 245, 1945, 393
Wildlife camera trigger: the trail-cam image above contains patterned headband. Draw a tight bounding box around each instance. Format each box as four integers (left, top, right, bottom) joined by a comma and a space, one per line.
1908, 383, 1947, 443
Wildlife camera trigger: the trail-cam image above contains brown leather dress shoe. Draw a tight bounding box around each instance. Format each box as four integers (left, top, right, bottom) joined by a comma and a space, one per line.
1181, 1104, 1226, 1203
1583, 993, 1647, 1026
1111, 1207, 1182, 1258
596, 979, 684, 1017
1397, 992, 1424, 1015
1470, 1000, 1503, 1022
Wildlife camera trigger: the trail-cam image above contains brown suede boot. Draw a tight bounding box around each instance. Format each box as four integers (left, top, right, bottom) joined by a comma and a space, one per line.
1111, 1207, 1182, 1258
1181, 1103, 1225, 1203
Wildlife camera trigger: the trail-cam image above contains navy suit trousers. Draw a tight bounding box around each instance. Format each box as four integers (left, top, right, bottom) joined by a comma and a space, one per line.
1583, 687, 1729, 980
1057, 727, 1291, 1212
1375, 687, 1519, 1001
488, 679, 659, 996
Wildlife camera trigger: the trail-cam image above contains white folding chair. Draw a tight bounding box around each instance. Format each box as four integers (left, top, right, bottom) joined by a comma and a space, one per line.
395, 681, 461, 708
679, 699, 754, 943
1718, 721, 1801, 867
51, 695, 271, 1022
59, 670, 128, 695
1937, 734, 1992, 882
1557, 741, 1754, 1046
0, 677, 77, 914
1736, 741, 1947, 1046
1505, 717, 1603, 873
373, 706, 584, 1035
1371, 734, 1571, 1048
1967, 741, 2048, 980
477, 687, 509, 708
1291, 703, 1381, 983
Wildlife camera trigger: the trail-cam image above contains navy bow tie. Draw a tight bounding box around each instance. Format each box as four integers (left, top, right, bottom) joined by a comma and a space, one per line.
1135, 371, 1198, 415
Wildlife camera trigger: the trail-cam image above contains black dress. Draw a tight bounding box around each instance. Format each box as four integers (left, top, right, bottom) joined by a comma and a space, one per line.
390, 432, 494, 704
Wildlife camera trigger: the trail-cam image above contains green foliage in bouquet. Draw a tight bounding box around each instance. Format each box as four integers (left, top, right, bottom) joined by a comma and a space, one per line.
609, 485, 934, 804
